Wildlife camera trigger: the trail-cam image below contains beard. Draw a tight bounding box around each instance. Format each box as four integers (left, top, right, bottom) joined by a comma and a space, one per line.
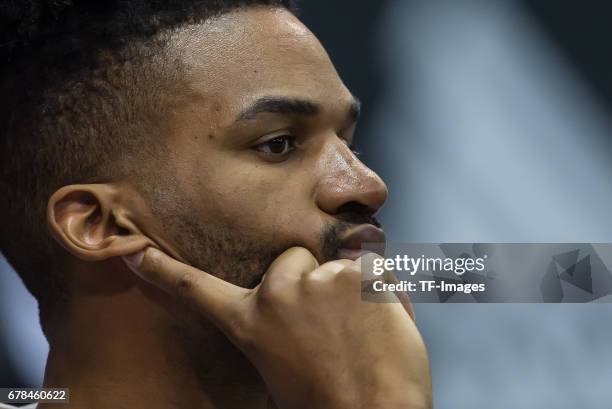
144, 183, 381, 398
154, 201, 381, 289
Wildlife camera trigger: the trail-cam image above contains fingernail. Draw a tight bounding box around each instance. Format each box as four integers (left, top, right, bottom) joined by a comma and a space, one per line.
122, 251, 145, 269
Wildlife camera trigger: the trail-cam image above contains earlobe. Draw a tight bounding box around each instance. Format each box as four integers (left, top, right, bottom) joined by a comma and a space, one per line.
47, 184, 155, 262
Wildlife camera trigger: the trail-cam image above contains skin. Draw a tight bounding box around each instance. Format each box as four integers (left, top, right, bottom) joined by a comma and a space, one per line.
41, 7, 431, 409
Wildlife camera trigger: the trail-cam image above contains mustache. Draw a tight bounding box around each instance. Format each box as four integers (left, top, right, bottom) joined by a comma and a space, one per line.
249, 212, 383, 287
321, 212, 382, 262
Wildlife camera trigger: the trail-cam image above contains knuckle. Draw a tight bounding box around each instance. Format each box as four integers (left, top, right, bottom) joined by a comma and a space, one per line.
286, 246, 312, 258
334, 265, 361, 285
144, 250, 164, 281
258, 273, 295, 307
147, 250, 164, 270
285, 246, 318, 268
299, 275, 325, 297
321, 259, 354, 273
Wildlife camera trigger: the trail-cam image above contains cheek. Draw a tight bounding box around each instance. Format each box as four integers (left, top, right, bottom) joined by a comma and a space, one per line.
187, 161, 327, 252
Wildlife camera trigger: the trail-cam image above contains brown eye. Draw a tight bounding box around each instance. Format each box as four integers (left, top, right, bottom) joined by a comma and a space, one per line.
255, 135, 295, 155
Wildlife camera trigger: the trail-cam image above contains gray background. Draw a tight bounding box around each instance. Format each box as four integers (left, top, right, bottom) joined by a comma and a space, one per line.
2, 0, 612, 407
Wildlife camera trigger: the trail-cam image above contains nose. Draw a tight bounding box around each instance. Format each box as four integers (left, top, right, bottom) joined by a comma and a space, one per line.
315, 141, 388, 217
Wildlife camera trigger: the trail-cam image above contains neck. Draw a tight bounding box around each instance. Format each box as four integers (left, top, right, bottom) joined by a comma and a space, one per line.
41, 273, 268, 409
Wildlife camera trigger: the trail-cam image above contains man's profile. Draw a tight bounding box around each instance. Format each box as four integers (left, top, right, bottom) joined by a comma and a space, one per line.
0, 1, 432, 408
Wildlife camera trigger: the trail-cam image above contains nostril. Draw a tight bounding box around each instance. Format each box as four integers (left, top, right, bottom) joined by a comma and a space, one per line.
336, 201, 367, 214
335, 201, 378, 219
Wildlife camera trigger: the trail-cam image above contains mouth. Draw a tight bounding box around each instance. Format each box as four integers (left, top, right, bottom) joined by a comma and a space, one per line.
336, 224, 386, 261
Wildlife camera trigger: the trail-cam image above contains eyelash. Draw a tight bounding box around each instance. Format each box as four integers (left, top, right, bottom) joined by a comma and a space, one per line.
252, 135, 361, 158
253, 135, 297, 156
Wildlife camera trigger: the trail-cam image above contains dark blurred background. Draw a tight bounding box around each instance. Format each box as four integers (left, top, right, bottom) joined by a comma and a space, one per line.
3, 1, 612, 407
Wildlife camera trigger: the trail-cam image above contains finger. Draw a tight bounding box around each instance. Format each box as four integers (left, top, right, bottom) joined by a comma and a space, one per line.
311, 258, 354, 277
355, 251, 384, 281
123, 247, 248, 332
383, 269, 416, 322
355, 252, 416, 322
262, 246, 320, 281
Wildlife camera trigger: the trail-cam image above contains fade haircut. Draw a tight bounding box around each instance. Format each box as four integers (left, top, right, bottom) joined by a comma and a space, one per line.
0, 0, 294, 336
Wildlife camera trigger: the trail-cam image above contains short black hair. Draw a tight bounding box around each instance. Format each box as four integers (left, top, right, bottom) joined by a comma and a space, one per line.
0, 0, 295, 336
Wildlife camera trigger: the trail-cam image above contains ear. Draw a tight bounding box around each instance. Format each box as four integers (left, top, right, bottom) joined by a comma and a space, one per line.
47, 184, 156, 261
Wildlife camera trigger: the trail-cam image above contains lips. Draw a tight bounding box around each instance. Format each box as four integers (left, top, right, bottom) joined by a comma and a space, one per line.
336, 224, 386, 261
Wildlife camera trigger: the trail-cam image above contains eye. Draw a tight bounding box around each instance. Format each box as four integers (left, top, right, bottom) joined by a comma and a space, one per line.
254, 135, 296, 155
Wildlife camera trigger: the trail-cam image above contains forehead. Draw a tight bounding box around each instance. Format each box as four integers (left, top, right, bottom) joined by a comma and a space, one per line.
164, 7, 352, 123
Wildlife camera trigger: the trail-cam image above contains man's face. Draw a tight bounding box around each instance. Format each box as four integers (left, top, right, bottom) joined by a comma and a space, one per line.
147, 7, 387, 287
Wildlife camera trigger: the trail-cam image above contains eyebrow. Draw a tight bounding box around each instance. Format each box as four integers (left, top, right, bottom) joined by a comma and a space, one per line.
236, 96, 361, 124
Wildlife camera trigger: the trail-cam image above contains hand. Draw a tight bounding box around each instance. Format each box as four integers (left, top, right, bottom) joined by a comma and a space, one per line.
124, 247, 432, 409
